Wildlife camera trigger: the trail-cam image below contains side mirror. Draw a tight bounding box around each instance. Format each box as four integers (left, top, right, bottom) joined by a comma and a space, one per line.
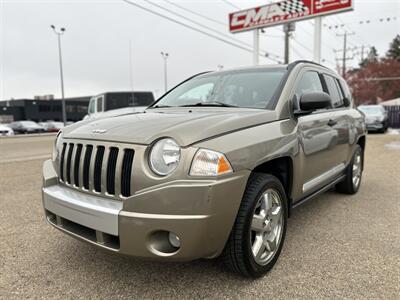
298, 92, 331, 112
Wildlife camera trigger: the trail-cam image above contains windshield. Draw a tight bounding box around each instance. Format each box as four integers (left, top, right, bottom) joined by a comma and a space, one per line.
154, 69, 286, 109
358, 106, 383, 115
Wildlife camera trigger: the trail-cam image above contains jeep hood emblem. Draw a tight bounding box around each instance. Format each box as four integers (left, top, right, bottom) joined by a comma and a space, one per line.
92, 129, 108, 134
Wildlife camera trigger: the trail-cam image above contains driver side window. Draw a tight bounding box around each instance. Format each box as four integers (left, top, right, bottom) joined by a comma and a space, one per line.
295, 71, 324, 96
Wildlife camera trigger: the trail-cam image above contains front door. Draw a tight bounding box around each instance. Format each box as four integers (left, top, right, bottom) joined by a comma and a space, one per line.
293, 70, 344, 199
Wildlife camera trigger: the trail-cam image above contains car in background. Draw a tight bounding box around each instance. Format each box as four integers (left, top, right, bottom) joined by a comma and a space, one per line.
358, 105, 388, 133
39, 121, 64, 133
0, 124, 14, 136
83, 91, 155, 120
8, 121, 45, 134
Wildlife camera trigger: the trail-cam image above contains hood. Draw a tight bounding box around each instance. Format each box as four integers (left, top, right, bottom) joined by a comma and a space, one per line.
85, 106, 147, 121
63, 108, 278, 147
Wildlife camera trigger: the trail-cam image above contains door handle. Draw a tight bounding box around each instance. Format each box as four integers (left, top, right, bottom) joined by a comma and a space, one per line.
327, 119, 337, 127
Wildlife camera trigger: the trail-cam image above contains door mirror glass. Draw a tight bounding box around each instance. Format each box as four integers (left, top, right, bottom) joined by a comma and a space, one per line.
299, 92, 331, 111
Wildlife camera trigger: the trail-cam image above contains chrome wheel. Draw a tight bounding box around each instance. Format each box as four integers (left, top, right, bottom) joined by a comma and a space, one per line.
352, 152, 362, 189
250, 188, 283, 266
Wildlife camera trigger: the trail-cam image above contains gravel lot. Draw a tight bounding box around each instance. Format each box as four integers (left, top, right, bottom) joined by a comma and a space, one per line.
0, 133, 399, 299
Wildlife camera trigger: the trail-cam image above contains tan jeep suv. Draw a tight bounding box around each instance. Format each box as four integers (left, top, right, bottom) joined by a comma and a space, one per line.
42, 61, 366, 277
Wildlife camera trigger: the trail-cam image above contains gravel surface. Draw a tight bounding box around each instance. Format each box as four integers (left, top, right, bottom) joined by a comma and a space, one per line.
0, 134, 399, 299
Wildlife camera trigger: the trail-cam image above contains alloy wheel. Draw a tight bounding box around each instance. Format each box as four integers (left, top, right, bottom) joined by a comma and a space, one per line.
250, 188, 284, 266
352, 152, 362, 189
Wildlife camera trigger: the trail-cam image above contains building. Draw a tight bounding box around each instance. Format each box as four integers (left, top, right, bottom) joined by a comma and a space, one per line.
0, 96, 91, 123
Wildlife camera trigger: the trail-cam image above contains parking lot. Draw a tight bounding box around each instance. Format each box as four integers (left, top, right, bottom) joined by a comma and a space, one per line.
0, 133, 399, 299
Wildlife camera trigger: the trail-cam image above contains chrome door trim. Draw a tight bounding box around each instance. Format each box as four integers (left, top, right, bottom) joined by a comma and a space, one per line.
303, 162, 346, 193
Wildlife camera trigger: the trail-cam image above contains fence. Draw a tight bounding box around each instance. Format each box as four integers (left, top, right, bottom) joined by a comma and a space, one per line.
384, 106, 400, 128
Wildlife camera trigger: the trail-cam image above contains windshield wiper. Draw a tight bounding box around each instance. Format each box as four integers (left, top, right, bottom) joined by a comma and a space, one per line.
150, 104, 173, 108
178, 101, 238, 108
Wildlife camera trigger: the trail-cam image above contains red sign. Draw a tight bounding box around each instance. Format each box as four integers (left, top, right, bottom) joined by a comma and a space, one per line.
229, 0, 353, 33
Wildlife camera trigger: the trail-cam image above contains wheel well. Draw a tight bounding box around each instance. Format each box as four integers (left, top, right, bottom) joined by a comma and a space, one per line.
252, 157, 293, 215
357, 135, 366, 152
357, 135, 366, 170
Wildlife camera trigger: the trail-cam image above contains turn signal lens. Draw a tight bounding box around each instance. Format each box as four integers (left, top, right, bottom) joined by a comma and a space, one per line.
189, 149, 233, 176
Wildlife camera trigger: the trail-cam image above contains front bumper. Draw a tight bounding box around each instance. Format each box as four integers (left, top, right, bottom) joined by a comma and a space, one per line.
42, 159, 250, 261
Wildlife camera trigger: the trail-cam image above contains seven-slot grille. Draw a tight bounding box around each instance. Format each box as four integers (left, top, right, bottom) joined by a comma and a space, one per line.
59, 141, 135, 198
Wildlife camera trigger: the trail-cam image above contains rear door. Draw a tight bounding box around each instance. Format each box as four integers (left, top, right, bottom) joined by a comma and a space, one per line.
293, 70, 343, 198
322, 74, 352, 165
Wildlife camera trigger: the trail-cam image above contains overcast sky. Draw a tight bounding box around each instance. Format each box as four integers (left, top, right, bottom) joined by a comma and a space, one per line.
0, 0, 399, 100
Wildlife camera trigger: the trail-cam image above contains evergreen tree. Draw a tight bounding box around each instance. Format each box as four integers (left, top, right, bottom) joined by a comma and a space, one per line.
359, 46, 378, 68
386, 34, 400, 61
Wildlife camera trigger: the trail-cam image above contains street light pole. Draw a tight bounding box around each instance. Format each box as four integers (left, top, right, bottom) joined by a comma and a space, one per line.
160, 52, 169, 93
51, 25, 67, 125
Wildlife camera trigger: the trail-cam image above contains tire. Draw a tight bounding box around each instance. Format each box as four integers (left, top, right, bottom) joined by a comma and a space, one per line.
222, 173, 288, 278
336, 145, 363, 194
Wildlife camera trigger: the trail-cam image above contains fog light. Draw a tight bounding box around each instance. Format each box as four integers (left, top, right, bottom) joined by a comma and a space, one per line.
168, 232, 181, 248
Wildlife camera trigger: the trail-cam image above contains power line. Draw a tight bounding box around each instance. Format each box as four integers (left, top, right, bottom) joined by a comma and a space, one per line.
324, 16, 398, 29
121, 0, 282, 62
164, 0, 281, 39
143, 0, 255, 51
221, 0, 240, 10
291, 38, 313, 54
163, 0, 226, 27
144, 0, 282, 60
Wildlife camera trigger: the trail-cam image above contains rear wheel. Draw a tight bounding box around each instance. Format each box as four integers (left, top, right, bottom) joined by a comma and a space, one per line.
336, 145, 363, 194
222, 173, 287, 278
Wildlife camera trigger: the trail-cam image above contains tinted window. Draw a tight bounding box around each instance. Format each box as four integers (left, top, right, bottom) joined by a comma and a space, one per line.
295, 71, 324, 96
338, 79, 352, 104
323, 75, 343, 108
105, 93, 154, 110
97, 96, 104, 112
155, 69, 286, 109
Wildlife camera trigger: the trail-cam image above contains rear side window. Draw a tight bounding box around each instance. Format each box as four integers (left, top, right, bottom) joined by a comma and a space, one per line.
323, 75, 343, 108
338, 79, 353, 105
295, 71, 324, 96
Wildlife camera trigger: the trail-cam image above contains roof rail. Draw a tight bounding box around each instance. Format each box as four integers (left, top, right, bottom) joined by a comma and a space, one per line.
287, 60, 329, 71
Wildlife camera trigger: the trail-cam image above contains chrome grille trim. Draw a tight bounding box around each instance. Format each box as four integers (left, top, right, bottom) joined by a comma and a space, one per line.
58, 139, 135, 199
66, 143, 74, 184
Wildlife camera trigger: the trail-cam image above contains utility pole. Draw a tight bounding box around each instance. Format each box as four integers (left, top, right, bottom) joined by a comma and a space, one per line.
253, 29, 259, 65
313, 17, 322, 63
50, 25, 67, 125
160, 52, 169, 93
336, 31, 355, 78
283, 23, 295, 64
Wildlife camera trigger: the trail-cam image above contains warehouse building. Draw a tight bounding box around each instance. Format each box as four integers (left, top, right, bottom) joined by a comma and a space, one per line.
0, 96, 91, 123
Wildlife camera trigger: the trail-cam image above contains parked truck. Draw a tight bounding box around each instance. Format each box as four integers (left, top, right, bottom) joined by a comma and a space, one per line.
84, 91, 155, 120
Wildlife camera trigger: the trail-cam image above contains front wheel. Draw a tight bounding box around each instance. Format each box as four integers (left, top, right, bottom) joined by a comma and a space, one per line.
336, 145, 363, 194
222, 173, 287, 278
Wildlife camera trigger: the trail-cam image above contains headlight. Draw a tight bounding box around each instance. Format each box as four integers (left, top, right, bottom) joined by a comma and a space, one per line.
189, 149, 233, 176
52, 131, 62, 161
149, 138, 181, 176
